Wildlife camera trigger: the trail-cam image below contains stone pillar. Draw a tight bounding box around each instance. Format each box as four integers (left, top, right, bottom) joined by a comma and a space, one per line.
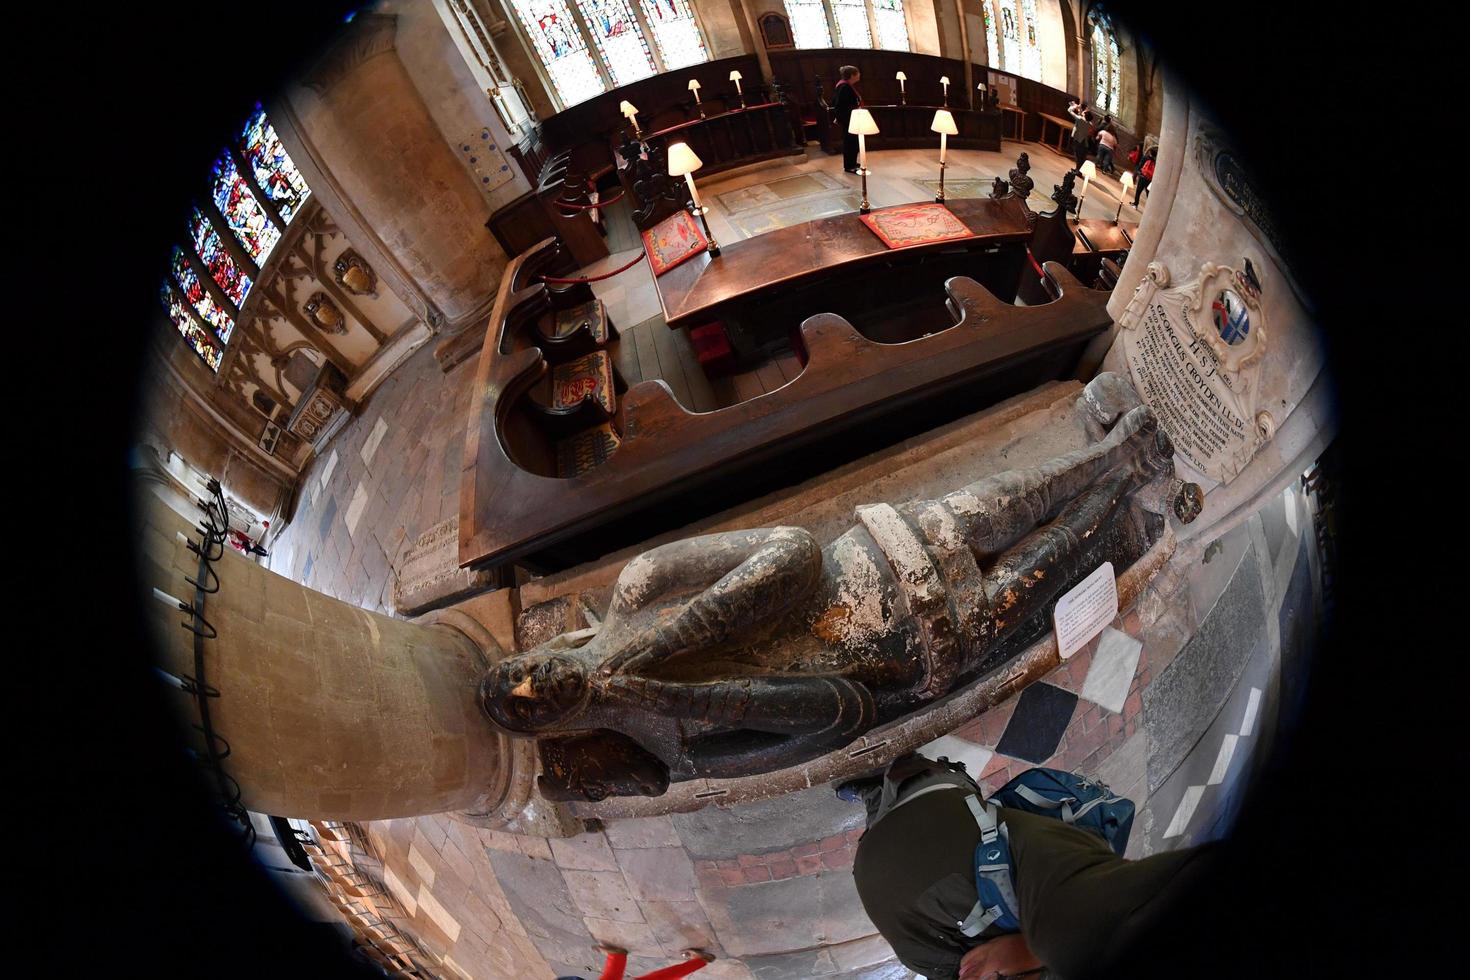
134, 483, 512, 822
274, 13, 506, 337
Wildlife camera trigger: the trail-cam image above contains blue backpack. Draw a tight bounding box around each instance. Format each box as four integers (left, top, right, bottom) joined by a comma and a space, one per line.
870, 754, 1135, 937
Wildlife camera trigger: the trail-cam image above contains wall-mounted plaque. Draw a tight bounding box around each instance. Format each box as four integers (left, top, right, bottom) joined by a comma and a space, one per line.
759, 12, 793, 49
1116, 259, 1275, 485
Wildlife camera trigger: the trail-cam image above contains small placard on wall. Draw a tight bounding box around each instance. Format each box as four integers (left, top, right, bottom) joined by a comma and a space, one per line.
1053, 561, 1118, 660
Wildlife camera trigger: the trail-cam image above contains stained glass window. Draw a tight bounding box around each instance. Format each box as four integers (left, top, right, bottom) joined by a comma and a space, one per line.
189, 207, 252, 308
983, 2, 999, 67
783, 0, 832, 48
871, 0, 909, 51
830, 0, 871, 48
1018, 0, 1042, 82
508, 0, 607, 107
171, 247, 235, 344
211, 151, 280, 262
238, 105, 311, 223
1090, 8, 1120, 115
577, 0, 655, 86
998, 2, 1021, 75
162, 283, 224, 372
638, 0, 707, 70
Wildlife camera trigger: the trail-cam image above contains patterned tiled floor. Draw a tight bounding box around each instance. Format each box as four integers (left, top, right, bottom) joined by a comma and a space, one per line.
258, 139, 1319, 979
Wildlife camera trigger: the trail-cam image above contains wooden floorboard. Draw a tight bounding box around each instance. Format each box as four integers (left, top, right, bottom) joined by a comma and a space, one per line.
710, 375, 738, 408
611, 332, 642, 386
649, 319, 696, 409
731, 370, 765, 404
754, 359, 788, 394
772, 352, 804, 384
669, 328, 719, 413
632, 320, 663, 388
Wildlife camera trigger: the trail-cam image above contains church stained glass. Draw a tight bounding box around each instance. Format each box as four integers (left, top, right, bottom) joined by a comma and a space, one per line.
638, 0, 707, 71
171, 247, 235, 344
871, 0, 909, 52
189, 207, 252, 308
211, 152, 280, 262
983, 3, 998, 68
161, 283, 224, 372
1090, 7, 1120, 115
238, 105, 311, 223
998, 1, 1021, 75
783, 0, 832, 48
1019, 0, 1042, 82
508, 0, 607, 107
578, 0, 656, 86
830, 0, 871, 48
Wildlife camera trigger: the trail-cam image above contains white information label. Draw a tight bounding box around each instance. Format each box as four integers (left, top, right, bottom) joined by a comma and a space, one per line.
1053, 561, 1119, 660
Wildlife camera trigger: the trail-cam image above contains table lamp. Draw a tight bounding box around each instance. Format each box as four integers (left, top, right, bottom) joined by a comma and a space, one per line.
668, 141, 719, 256
1116, 171, 1134, 223
729, 70, 745, 109
848, 108, 879, 214
940, 75, 950, 105
930, 109, 958, 203
977, 81, 987, 110
1076, 159, 1096, 217
896, 71, 907, 105
620, 100, 641, 137
688, 78, 705, 118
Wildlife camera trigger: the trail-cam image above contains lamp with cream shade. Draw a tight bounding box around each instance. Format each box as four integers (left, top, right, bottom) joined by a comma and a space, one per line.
688, 78, 705, 118
1076, 159, 1096, 217
940, 75, 950, 105
729, 69, 744, 108
667, 141, 719, 255
930, 109, 958, 203
619, 100, 641, 137
847, 108, 879, 214
895, 70, 907, 105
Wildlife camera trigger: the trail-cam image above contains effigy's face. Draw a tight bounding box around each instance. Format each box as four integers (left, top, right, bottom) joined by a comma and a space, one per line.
480, 654, 590, 733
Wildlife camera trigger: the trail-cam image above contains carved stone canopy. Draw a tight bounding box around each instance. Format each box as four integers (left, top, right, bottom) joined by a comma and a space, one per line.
479, 375, 1200, 802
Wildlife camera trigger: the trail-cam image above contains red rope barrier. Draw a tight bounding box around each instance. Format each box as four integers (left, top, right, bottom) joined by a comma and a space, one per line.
539, 250, 647, 285
554, 189, 625, 213
1025, 247, 1047, 280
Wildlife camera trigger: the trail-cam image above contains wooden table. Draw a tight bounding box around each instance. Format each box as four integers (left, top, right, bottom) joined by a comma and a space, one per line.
1000, 105, 1026, 141
1037, 112, 1076, 154
654, 195, 1035, 335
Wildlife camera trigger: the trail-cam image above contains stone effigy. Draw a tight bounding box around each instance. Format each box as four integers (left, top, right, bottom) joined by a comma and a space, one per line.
480, 374, 1200, 801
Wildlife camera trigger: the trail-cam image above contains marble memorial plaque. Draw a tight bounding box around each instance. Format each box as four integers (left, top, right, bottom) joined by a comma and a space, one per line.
1116, 261, 1275, 485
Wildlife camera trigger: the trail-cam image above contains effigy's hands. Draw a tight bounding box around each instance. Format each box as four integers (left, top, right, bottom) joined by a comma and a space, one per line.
597, 526, 822, 677
958, 934, 1044, 980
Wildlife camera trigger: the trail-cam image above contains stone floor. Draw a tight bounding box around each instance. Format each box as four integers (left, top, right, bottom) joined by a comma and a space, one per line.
262, 139, 1319, 979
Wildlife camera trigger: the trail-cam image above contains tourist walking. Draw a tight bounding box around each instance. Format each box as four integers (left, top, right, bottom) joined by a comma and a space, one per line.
833, 65, 864, 173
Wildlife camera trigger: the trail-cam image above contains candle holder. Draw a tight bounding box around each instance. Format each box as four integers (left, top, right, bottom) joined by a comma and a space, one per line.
931, 109, 957, 204
668, 141, 719, 256
694, 204, 720, 256
848, 108, 879, 215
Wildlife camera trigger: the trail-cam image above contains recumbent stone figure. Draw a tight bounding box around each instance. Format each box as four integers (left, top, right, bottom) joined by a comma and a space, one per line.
480, 374, 1199, 801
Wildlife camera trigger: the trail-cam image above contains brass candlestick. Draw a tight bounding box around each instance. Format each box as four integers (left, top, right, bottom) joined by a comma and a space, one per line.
935, 160, 947, 204
859, 166, 872, 214
696, 205, 720, 256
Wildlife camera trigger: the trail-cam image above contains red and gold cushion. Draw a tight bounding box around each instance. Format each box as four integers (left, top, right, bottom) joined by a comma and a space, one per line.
556, 423, 621, 477
551, 351, 615, 415
552, 299, 608, 344
859, 202, 975, 249
641, 209, 709, 277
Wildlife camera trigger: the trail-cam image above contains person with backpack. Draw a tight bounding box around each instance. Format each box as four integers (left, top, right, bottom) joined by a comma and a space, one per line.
842, 752, 1222, 980
1133, 146, 1157, 207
